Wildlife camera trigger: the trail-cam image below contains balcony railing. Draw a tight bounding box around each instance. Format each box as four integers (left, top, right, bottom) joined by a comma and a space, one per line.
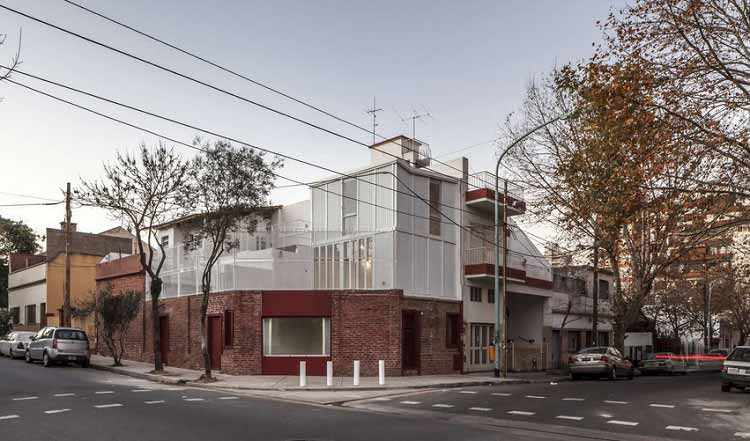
463, 246, 527, 269
468, 171, 524, 201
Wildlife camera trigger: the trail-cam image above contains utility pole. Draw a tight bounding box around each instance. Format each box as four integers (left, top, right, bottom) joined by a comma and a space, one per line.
63, 182, 72, 327
501, 179, 509, 378
365, 97, 382, 145
592, 239, 599, 346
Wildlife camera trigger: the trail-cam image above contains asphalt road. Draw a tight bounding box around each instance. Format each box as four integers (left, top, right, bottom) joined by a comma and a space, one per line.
349, 371, 750, 441
0, 356, 564, 441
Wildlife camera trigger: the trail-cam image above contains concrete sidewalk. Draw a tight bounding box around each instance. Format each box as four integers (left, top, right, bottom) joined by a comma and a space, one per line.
89, 354, 568, 392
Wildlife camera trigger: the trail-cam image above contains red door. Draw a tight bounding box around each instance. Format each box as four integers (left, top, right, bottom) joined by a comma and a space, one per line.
208, 316, 223, 370
402, 310, 420, 374
159, 316, 170, 366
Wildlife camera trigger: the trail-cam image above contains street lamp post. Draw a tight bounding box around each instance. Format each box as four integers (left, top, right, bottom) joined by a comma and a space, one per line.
494, 114, 570, 378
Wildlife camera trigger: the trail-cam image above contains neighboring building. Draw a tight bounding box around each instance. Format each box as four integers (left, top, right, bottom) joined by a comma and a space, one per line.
545, 265, 614, 368
8, 223, 133, 336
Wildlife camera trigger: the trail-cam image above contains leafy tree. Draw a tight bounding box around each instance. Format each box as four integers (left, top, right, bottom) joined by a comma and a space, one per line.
94, 284, 141, 367
179, 139, 280, 381
0, 216, 40, 308
77, 143, 188, 372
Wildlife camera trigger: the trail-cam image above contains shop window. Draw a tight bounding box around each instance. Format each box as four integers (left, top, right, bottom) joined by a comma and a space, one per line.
470, 286, 482, 302
25, 304, 36, 324
446, 313, 460, 348
263, 317, 331, 356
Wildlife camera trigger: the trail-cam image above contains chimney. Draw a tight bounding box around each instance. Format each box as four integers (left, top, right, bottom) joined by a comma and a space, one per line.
60, 221, 77, 232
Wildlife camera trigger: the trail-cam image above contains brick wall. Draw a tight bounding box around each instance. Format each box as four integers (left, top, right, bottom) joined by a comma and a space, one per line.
403, 297, 463, 375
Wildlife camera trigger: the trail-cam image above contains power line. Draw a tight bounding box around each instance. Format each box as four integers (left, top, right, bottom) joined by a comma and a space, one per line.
0, 191, 60, 202
5, 78, 547, 259
2, 4, 500, 193
0, 201, 64, 207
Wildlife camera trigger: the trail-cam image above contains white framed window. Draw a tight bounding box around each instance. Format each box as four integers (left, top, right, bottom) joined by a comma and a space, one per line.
429, 179, 441, 237
262, 317, 331, 356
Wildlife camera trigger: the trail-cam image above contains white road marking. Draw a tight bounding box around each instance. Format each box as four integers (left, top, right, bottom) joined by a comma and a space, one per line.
556, 415, 584, 421
131, 389, 150, 393
666, 426, 698, 432
183, 398, 205, 402
95, 391, 114, 395
604, 400, 628, 405
508, 411, 535, 416
163, 387, 186, 391
735, 433, 750, 439
372, 397, 390, 401
599, 413, 613, 419
525, 395, 547, 399
94, 404, 123, 409
400, 401, 421, 405
12, 396, 37, 401
459, 391, 477, 394
0, 415, 19, 420
562, 398, 585, 401
650, 404, 675, 409
492, 393, 512, 396
44, 409, 71, 415
218, 396, 240, 400
53, 393, 75, 397
608, 420, 639, 427
432, 404, 454, 408
145, 400, 165, 405
702, 408, 733, 413
469, 407, 492, 412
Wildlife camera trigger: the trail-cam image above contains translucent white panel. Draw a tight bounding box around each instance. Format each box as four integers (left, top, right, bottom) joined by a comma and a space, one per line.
396, 170, 413, 233
441, 181, 458, 243
358, 174, 375, 234
395, 232, 412, 290
161, 273, 178, 298
414, 235, 427, 293
428, 239, 442, 296
365, 237, 373, 288
343, 241, 351, 289
374, 232, 393, 289
413, 175, 429, 236
263, 317, 330, 356
333, 243, 341, 289
327, 180, 342, 240
179, 269, 198, 296
312, 186, 326, 243
313, 247, 320, 289
377, 168, 394, 230
443, 243, 456, 299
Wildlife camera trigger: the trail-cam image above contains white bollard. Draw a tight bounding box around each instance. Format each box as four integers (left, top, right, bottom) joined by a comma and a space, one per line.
326, 361, 333, 387
353, 360, 360, 386
299, 361, 306, 387
378, 360, 385, 386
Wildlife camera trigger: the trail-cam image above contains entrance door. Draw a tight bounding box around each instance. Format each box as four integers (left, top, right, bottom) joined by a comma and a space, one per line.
402, 310, 420, 373
159, 316, 170, 366
470, 323, 494, 369
208, 316, 223, 370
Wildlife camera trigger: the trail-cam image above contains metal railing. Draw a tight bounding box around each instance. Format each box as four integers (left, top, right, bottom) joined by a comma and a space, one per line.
468, 171, 524, 201
463, 246, 526, 269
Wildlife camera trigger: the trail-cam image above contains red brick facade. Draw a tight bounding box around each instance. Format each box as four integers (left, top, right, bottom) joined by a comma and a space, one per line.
94, 265, 461, 376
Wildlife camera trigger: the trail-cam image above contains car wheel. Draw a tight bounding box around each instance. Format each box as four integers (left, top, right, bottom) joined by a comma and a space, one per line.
721, 383, 732, 393
25, 351, 32, 364
42, 352, 51, 368
81, 359, 90, 369
571, 373, 579, 381
627, 368, 634, 380
609, 366, 617, 381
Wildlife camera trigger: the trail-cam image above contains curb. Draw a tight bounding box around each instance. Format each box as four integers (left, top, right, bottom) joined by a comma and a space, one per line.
91, 362, 569, 392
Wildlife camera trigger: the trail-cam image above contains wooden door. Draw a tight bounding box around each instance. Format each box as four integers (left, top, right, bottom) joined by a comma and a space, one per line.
402, 310, 420, 373
208, 316, 223, 370
159, 316, 169, 366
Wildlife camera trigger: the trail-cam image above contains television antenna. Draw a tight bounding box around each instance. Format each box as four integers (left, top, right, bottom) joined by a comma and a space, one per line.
365, 97, 382, 145
400, 108, 433, 142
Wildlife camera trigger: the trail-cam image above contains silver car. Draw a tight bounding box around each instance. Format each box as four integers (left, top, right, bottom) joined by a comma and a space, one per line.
569, 346, 634, 380
25, 327, 90, 368
0, 331, 35, 359
640, 352, 688, 376
721, 346, 750, 392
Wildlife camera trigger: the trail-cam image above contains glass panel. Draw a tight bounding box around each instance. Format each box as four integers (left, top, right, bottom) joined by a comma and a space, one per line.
343, 216, 357, 236
358, 239, 365, 289
326, 245, 333, 289
262, 317, 330, 356
179, 270, 197, 296
333, 244, 340, 289
313, 247, 320, 289
343, 242, 350, 289
365, 237, 373, 288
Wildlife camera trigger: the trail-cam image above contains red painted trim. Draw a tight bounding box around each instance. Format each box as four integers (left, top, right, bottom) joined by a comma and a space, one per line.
465, 188, 527, 213
262, 356, 330, 375
262, 291, 332, 317
464, 264, 553, 289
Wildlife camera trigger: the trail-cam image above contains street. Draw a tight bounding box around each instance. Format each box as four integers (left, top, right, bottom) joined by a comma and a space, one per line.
3, 356, 749, 441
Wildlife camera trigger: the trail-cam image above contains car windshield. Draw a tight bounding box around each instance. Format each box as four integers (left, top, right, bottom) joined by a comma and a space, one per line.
727, 348, 750, 362
54, 330, 87, 340
578, 347, 608, 354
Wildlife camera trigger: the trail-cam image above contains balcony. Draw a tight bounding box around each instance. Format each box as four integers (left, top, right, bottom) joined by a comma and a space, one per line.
466, 171, 526, 216
463, 246, 552, 290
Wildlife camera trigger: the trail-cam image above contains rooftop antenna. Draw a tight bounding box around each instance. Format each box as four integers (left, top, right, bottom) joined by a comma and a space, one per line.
400, 108, 432, 142
365, 97, 382, 145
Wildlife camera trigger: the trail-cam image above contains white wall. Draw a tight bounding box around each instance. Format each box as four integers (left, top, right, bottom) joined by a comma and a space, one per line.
8, 263, 47, 325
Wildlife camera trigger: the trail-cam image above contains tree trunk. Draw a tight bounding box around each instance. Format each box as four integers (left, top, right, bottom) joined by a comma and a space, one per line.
150, 278, 163, 372
557, 330, 565, 370
592, 241, 599, 345
200, 285, 212, 381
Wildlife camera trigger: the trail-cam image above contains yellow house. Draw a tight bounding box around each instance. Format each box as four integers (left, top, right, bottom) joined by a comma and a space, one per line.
8, 223, 133, 336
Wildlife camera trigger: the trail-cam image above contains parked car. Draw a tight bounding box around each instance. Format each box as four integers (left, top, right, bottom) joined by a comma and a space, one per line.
721, 346, 750, 392
0, 331, 35, 359
25, 327, 90, 368
640, 352, 687, 376
701, 348, 730, 371
569, 346, 634, 381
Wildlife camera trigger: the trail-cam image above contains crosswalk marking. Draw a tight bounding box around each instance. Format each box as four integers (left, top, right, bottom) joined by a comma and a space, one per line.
184, 398, 205, 402
94, 404, 123, 409
562, 398, 584, 401
491, 393, 511, 396
508, 411, 535, 416
469, 407, 491, 412
556, 415, 584, 421
131, 389, 151, 393
0, 415, 19, 420
608, 420, 639, 426
12, 396, 37, 401
400, 401, 421, 405
702, 408, 733, 413
219, 396, 240, 400
604, 400, 628, 405
666, 426, 698, 432
145, 400, 165, 405
44, 409, 71, 414
432, 404, 454, 408
53, 393, 75, 397
95, 391, 114, 395
459, 391, 477, 394
650, 404, 675, 409
735, 433, 750, 438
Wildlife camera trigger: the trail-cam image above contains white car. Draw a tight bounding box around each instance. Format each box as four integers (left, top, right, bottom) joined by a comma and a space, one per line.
0, 331, 35, 359
722, 346, 750, 392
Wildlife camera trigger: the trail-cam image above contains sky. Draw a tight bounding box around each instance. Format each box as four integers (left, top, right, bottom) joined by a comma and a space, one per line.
0, 0, 625, 248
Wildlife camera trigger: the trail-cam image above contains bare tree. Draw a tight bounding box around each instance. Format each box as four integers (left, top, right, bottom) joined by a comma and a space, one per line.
0, 29, 22, 90
179, 139, 280, 381
77, 143, 188, 373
